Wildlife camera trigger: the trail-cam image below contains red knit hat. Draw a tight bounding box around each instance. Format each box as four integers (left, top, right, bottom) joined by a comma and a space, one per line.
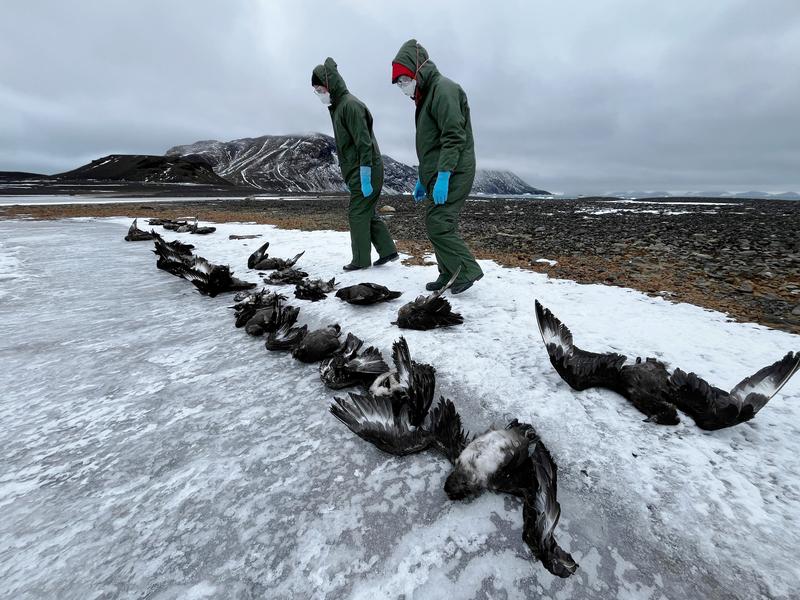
391, 62, 416, 83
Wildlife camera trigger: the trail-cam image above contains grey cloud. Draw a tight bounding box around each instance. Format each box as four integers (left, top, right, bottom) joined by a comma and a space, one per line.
1, 0, 798, 193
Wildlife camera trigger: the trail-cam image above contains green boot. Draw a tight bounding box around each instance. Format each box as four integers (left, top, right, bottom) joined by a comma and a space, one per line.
425, 273, 451, 291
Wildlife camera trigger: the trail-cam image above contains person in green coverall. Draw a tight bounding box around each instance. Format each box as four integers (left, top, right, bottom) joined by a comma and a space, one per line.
312, 57, 398, 271
391, 39, 483, 294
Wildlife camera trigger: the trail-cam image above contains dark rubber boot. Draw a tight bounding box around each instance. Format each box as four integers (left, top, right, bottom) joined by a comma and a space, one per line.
343, 263, 368, 272
373, 252, 399, 266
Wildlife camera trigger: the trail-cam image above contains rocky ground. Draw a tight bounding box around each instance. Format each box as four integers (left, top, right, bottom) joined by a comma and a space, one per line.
2, 194, 798, 334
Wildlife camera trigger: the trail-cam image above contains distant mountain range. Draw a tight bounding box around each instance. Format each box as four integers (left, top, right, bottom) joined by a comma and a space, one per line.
4, 136, 796, 200
603, 190, 800, 201
165, 133, 550, 196
0, 133, 549, 196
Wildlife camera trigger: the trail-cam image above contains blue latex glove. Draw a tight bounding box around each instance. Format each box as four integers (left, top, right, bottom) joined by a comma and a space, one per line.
432, 171, 451, 205
412, 178, 426, 202
360, 166, 373, 197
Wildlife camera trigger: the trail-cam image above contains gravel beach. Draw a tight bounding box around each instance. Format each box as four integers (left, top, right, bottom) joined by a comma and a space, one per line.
3, 193, 798, 334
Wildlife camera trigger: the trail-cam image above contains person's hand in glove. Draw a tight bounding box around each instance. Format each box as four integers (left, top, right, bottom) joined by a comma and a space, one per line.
432, 171, 450, 205
360, 166, 373, 197
412, 178, 426, 203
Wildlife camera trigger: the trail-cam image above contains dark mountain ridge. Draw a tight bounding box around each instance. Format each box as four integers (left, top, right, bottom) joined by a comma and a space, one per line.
54, 154, 231, 185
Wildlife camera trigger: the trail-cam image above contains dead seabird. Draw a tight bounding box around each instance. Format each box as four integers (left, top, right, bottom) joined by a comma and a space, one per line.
335, 283, 402, 305
319, 333, 390, 390
294, 277, 337, 302
329, 337, 577, 578
231, 289, 286, 335
394, 269, 463, 330
248, 242, 305, 270
292, 324, 342, 363
247, 241, 270, 269
262, 268, 309, 286
182, 256, 256, 297
534, 300, 799, 429
124, 219, 155, 241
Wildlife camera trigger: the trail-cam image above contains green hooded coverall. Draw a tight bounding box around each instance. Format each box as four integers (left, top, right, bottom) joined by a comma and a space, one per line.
392, 40, 483, 285
312, 58, 397, 268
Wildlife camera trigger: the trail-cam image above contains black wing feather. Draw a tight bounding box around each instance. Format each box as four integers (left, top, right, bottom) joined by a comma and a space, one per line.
535, 300, 625, 390
671, 351, 800, 430
330, 393, 433, 456
428, 397, 471, 463
522, 443, 578, 578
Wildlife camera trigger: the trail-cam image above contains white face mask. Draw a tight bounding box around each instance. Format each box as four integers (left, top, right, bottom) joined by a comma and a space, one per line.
396, 76, 416, 98
313, 86, 331, 106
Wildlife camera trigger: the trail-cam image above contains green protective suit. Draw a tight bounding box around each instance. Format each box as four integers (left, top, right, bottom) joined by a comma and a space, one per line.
312, 57, 397, 268
392, 40, 483, 285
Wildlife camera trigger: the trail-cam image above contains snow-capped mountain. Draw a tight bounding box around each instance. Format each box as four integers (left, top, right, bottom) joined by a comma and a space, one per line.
166, 134, 349, 193
471, 169, 550, 196
165, 133, 415, 194
166, 134, 549, 196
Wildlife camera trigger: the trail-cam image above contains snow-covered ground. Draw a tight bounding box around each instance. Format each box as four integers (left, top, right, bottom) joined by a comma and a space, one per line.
1, 217, 798, 600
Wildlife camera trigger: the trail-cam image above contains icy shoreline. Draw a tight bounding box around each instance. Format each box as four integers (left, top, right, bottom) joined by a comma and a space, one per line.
1, 217, 798, 599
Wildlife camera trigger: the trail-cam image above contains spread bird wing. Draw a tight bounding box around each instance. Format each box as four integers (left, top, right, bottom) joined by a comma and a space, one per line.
392, 336, 413, 390
265, 305, 306, 351
522, 442, 578, 578
266, 323, 307, 351
534, 300, 626, 390
330, 393, 433, 456
390, 337, 436, 425
671, 351, 800, 430
428, 397, 471, 464
345, 346, 390, 375
166, 239, 195, 255
423, 296, 464, 325
154, 235, 193, 261
182, 257, 216, 294
730, 351, 800, 409
407, 361, 436, 426
153, 246, 191, 277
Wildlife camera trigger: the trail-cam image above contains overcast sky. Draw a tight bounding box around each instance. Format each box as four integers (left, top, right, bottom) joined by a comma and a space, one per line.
2, 1, 799, 194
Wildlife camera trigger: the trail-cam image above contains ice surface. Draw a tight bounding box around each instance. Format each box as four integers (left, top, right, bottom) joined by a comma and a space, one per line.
0, 195, 251, 207
1, 217, 798, 599
0, 195, 336, 207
